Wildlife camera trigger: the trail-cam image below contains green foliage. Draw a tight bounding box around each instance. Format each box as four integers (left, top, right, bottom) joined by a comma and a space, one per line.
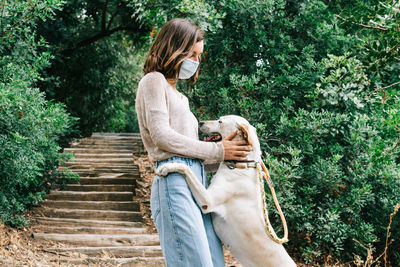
34, 0, 225, 135
171, 1, 399, 264
35, 0, 156, 135
3, 0, 399, 264
333, 0, 400, 108
272, 78, 400, 264
105, 37, 147, 132
0, 0, 79, 226
39, 32, 145, 134
130, 0, 224, 33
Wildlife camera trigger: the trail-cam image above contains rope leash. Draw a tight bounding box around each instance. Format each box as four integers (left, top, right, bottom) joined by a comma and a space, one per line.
257, 161, 289, 244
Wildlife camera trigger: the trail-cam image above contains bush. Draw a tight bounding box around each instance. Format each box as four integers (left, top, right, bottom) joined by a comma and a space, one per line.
178, 1, 400, 264
0, 0, 78, 226
266, 54, 400, 263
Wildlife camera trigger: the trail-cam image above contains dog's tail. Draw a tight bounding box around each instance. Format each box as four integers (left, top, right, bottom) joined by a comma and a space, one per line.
155, 162, 213, 213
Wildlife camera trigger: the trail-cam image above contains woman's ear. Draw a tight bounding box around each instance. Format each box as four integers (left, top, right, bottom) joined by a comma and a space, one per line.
237, 123, 255, 147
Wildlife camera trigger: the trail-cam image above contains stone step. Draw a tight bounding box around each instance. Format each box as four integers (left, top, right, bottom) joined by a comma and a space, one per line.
63, 184, 135, 192
76, 137, 142, 144
59, 170, 140, 177
76, 138, 140, 141
85, 138, 142, 142
46, 246, 162, 257
41, 208, 142, 221
64, 167, 138, 173
65, 163, 139, 169
76, 144, 140, 147
58, 256, 165, 267
35, 217, 143, 228
91, 132, 141, 137
61, 166, 139, 172
60, 164, 138, 169
33, 233, 160, 247
70, 177, 137, 185
64, 148, 135, 154
70, 141, 143, 150
67, 158, 134, 163
65, 172, 139, 179
72, 153, 133, 159
68, 147, 143, 153
81, 134, 141, 139
0, 255, 165, 267
47, 191, 134, 201
43, 200, 139, 211
68, 148, 139, 152
79, 137, 141, 140
76, 171, 138, 176
118, 257, 165, 267
70, 143, 138, 148
73, 137, 140, 141
34, 132, 162, 264
34, 226, 147, 235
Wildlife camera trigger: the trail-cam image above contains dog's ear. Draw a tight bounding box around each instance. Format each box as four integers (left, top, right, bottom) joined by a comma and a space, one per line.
237, 123, 255, 147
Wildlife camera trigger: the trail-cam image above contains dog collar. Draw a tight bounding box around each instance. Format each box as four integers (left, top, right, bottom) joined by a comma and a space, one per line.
224, 160, 258, 169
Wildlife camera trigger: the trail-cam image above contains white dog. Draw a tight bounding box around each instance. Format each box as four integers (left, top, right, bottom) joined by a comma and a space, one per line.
156, 115, 296, 267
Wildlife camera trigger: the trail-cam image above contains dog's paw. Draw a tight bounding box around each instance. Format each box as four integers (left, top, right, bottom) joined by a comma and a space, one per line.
155, 162, 188, 177
155, 165, 170, 177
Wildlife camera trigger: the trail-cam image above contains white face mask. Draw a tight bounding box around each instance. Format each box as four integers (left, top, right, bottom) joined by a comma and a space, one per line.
178, 59, 199, 80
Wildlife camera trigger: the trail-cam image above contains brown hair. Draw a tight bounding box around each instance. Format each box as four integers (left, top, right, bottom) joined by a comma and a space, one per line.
144, 18, 204, 83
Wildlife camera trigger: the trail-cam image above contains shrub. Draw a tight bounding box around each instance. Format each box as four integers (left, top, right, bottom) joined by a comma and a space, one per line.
0, 0, 78, 226
180, 1, 400, 264
267, 55, 400, 263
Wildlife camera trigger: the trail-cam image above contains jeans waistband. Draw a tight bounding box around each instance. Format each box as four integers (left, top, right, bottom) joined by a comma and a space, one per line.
155, 156, 203, 169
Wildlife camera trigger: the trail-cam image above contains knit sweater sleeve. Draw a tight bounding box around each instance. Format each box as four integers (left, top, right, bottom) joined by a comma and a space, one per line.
140, 73, 224, 162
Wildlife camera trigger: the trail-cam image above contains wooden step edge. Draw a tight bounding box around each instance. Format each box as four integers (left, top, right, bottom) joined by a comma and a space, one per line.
35, 217, 144, 227
49, 191, 134, 195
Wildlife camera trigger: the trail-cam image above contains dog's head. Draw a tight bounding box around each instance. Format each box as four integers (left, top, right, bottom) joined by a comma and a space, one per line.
199, 115, 260, 154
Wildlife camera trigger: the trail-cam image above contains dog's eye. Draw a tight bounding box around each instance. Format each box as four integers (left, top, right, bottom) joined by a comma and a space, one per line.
218, 120, 222, 124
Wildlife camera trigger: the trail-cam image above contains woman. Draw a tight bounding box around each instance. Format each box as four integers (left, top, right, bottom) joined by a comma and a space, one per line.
135, 18, 251, 267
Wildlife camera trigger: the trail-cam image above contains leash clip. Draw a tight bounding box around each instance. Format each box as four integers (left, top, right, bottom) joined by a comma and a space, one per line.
226, 161, 235, 169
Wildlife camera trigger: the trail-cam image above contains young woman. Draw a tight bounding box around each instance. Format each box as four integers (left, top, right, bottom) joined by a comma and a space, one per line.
135, 18, 251, 267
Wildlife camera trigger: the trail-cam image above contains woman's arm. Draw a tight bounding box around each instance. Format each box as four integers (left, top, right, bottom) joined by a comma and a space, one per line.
139, 73, 224, 162
138, 72, 251, 162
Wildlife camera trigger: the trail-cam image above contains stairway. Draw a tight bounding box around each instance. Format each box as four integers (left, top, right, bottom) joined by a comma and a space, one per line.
33, 133, 165, 266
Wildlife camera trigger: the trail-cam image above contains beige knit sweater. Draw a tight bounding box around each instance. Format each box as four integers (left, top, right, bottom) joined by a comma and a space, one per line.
135, 71, 224, 165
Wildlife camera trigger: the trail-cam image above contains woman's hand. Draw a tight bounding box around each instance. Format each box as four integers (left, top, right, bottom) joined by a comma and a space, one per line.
222, 131, 252, 161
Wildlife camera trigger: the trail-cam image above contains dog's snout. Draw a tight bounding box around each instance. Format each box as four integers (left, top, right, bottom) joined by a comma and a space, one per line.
199, 121, 205, 127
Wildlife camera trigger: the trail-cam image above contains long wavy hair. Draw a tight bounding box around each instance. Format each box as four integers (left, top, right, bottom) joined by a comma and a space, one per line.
143, 18, 204, 83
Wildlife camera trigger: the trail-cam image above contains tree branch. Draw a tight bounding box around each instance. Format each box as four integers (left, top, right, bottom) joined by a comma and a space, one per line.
368, 19, 389, 30
370, 41, 400, 66
335, 14, 389, 31
391, 134, 400, 151
0, 4, 36, 37
384, 131, 400, 154
374, 80, 400, 104
101, 0, 109, 31
107, 10, 119, 30
0, 1, 5, 35
59, 25, 148, 56
380, 80, 400, 91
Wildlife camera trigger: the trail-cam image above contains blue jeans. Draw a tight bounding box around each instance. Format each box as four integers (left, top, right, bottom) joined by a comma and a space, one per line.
151, 156, 225, 267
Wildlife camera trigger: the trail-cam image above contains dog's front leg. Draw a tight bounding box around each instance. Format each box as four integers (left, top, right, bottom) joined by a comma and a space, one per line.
156, 162, 213, 213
